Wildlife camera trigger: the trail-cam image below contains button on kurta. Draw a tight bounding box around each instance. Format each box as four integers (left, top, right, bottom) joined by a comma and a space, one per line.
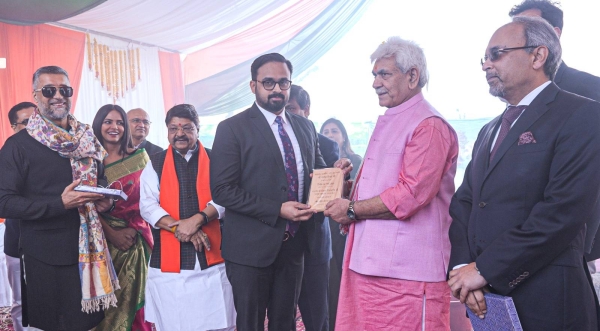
479, 202, 487, 208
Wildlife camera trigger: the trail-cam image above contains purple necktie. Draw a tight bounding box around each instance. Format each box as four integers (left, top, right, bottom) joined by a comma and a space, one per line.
490, 105, 526, 161
275, 116, 300, 236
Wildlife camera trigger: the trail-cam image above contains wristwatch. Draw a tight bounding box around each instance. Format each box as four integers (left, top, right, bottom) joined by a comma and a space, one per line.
347, 200, 356, 220
199, 211, 209, 227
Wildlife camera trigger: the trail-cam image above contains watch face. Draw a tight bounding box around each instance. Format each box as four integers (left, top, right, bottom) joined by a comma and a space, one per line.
347, 209, 355, 220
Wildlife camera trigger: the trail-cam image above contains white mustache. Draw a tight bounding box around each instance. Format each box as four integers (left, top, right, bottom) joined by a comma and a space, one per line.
375, 87, 387, 95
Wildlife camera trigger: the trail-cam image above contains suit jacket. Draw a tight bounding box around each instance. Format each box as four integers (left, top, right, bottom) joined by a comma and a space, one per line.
554, 62, 600, 260
449, 83, 600, 330
210, 104, 327, 267
317, 133, 339, 168
555, 61, 600, 102
139, 139, 164, 156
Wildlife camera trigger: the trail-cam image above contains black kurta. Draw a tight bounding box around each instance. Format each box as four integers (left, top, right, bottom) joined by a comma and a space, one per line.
0, 130, 103, 330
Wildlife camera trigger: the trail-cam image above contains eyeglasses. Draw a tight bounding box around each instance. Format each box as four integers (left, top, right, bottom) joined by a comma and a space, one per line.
168, 125, 196, 134
255, 79, 292, 91
12, 119, 28, 127
130, 118, 152, 125
481, 46, 539, 66
33, 86, 74, 98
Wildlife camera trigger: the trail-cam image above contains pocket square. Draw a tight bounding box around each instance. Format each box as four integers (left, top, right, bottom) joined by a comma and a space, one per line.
518, 131, 537, 145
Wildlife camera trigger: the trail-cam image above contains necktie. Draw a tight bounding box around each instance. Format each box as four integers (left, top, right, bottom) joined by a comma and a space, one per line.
275, 116, 300, 236
490, 105, 526, 161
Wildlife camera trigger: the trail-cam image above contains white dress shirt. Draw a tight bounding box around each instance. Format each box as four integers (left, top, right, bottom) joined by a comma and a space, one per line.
139, 145, 225, 228
256, 103, 305, 201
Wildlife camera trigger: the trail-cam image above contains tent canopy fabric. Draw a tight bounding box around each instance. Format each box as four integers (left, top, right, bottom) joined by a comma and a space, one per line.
0, 0, 372, 136
0, 0, 107, 25
59, 0, 303, 54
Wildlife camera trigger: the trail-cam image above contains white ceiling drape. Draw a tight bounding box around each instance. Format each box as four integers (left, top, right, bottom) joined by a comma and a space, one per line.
59, 0, 302, 53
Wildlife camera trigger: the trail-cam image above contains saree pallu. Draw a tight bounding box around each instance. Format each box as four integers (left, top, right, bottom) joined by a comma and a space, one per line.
96, 149, 154, 331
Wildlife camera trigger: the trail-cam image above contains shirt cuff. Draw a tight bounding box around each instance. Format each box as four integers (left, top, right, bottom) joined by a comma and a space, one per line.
453, 264, 468, 270
208, 200, 226, 219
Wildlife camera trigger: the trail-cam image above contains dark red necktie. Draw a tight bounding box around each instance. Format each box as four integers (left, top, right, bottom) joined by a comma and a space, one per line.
275, 116, 299, 236
490, 105, 526, 161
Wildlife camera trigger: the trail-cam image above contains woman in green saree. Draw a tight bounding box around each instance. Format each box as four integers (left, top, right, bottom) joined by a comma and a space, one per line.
93, 104, 153, 331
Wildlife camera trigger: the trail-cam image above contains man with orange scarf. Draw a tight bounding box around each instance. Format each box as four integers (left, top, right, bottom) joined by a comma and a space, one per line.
140, 104, 235, 331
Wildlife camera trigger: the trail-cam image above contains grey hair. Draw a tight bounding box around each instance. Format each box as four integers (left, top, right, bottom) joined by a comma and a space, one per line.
370, 36, 429, 88
32, 66, 69, 90
512, 16, 562, 79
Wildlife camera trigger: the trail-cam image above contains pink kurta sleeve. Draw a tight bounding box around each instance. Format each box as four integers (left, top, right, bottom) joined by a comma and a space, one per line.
379, 117, 458, 220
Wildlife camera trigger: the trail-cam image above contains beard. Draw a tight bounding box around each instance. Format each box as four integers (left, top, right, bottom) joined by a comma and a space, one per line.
39, 98, 71, 120
488, 81, 506, 98
486, 71, 505, 98
257, 93, 287, 114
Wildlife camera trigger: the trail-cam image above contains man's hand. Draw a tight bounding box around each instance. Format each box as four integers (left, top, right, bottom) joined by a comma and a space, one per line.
155, 215, 178, 232
169, 214, 202, 242
334, 158, 353, 177
62, 180, 104, 209
105, 227, 137, 251
95, 197, 114, 213
464, 288, 488, 319
324, 198, 353, 225
190, 229, 211, 252
448, 262, 488, 305
280, 201, 315, 221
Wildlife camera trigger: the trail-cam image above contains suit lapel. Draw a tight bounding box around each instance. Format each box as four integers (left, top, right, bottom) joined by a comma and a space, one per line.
248, 105, 286, 173
471, 117, 500, 197
484, 84, 559, 180
287, 112, 311, 199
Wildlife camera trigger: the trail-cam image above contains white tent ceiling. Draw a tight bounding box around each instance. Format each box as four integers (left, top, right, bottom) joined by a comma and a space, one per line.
58, 0, 304, 53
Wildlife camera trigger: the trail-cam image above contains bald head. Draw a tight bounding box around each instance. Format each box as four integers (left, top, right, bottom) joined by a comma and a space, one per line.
127, 108, 152, 145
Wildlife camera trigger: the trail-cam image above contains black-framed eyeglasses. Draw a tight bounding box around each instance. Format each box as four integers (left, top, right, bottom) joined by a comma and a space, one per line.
168, 125, 197, 134
481, 46, 540, 66
12, 119, 28, 127
255, 79, 292, 91
130, 118, 152, 125
33, 86, 74, 98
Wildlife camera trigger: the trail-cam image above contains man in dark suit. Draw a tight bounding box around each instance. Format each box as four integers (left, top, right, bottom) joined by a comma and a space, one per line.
509, 0, 600, 263
210, 53, 350, 331
286, 84, 339, 331
127, 108, 164, 156
448, 17, 600, 330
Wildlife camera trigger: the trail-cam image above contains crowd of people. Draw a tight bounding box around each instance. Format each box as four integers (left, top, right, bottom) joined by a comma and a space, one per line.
2, 1, 600, 331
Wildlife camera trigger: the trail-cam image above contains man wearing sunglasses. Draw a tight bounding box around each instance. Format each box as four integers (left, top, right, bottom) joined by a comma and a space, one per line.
210, 53, 352, 331
3, 101, 35, 331
448, 17, 600, 330
127, 108, 163, 156
0, 66, 116, 331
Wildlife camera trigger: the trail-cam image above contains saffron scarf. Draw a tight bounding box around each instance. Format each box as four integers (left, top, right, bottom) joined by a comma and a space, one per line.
159, 142, 224, 273
26, 111, 120, 313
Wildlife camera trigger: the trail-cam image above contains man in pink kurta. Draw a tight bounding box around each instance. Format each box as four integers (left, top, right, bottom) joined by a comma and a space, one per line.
325, 37, 458, 331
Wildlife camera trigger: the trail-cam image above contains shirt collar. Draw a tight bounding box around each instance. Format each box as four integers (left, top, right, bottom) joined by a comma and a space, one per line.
384, 92, 424, 115
174, 141, 199, 159
507, 80, 551, 106
256, 102, 287, 125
